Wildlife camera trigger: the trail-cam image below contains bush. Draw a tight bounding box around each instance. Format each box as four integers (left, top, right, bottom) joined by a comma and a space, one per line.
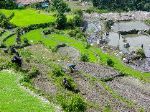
74, 9, 83, 17
57, 94, 86, 112
68, 28, 85, 40
68, 30, 76, 37
85, 43, 91, 49
0, 43, 6, 48
52, 43, 67, 52
7, 12, 15, 20
28, 67, 39, 78
43, 27, 56, 35
0, 58, 12, 70
51, 0, 70, 13
136, 48, 146, 59
105, 20, 114, 32
23, 38, 29, 45
52, 67, 64, 77
22, 67, 39, 83
85, 7, 95, 13
67, 18, 74, 28
22, 22, 54, 32
56, 13, 67, 29
107, 58, 114, 67
81, 54, 89, 62
0, 0, 17, 9
72, 15, 83, 27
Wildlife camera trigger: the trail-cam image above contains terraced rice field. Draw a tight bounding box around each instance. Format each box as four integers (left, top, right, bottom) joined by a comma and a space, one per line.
0, 9, 56, 27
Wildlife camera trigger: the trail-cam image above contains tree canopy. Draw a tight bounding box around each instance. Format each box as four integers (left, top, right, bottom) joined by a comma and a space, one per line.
92, 0, 150, 11
51, 0, 70, 13
0, 0, 17, 9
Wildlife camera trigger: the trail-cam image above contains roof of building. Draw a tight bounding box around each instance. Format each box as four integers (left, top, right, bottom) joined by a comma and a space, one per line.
16, 0, 46, 5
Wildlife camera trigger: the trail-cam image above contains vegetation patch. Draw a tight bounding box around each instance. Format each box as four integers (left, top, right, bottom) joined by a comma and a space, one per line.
0, 9, 56, 27
0, 71, 55, 112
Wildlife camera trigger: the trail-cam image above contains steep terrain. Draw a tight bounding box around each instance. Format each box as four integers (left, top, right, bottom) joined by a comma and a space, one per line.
0, 3, 150, 112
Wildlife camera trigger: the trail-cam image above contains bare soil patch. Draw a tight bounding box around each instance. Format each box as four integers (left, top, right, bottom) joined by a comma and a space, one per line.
76, 62, 120, 80
69, 72, 138, 112
107, 77, 150, 111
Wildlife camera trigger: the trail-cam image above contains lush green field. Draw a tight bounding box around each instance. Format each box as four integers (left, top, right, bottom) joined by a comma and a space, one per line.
4, 28, 150, 82
0, 71, 55, 112
0, 9, 56, 27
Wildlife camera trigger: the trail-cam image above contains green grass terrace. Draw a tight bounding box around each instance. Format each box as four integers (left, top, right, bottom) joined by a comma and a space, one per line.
0, 70, 55, 112
0, 9, 56, 27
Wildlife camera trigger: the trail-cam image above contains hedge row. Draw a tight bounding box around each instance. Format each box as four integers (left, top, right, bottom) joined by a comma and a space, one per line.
3, 33, 15, 42
22, 22, 55, 33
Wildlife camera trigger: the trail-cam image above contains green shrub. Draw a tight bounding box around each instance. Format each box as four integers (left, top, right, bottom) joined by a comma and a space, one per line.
0, 43, 6, 48
105, 20, 114, 32
73, 9, 83, 17
85, 7, 94, 13
136, 48, 146, 59
68, 28, 85, 40
23, 38, 29, 45
52, 43, 67, 52
107, 58, 114, 67
0, 58, 12, 70
85, 43, 91, 49
81, 54, 89, 62
28, 67, 39, 78
57, 94, 86, 112
72, 15, 83, 27
51, 0, 70, 13
52, 67, 64, 77
43, 27, 56, 35
68, 30, 76, 37
21, 67, 39, 83
56, 13, 67, 29
20, 50, 32, 58
22, 22, 54, 32
67, 18, 74, 28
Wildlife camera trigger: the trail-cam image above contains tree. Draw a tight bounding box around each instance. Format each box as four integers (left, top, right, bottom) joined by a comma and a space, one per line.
51, 0, 70, 13
92, 0, 150, 11
51, 0, 70, 29
0, 0, 17, 9
92, 0, 100, 7
144, 3, 150, 11
0, 13, 9, 28
56, 13, 67, 29
73, 15, 83, 27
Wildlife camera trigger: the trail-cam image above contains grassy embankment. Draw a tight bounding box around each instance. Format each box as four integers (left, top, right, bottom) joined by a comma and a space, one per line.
0, 71, 55, 112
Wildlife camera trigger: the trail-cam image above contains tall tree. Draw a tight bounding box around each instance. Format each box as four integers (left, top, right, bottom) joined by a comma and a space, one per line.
0, 0, 16, 9
92, 0, 150, 11
51, 0, 70, 13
